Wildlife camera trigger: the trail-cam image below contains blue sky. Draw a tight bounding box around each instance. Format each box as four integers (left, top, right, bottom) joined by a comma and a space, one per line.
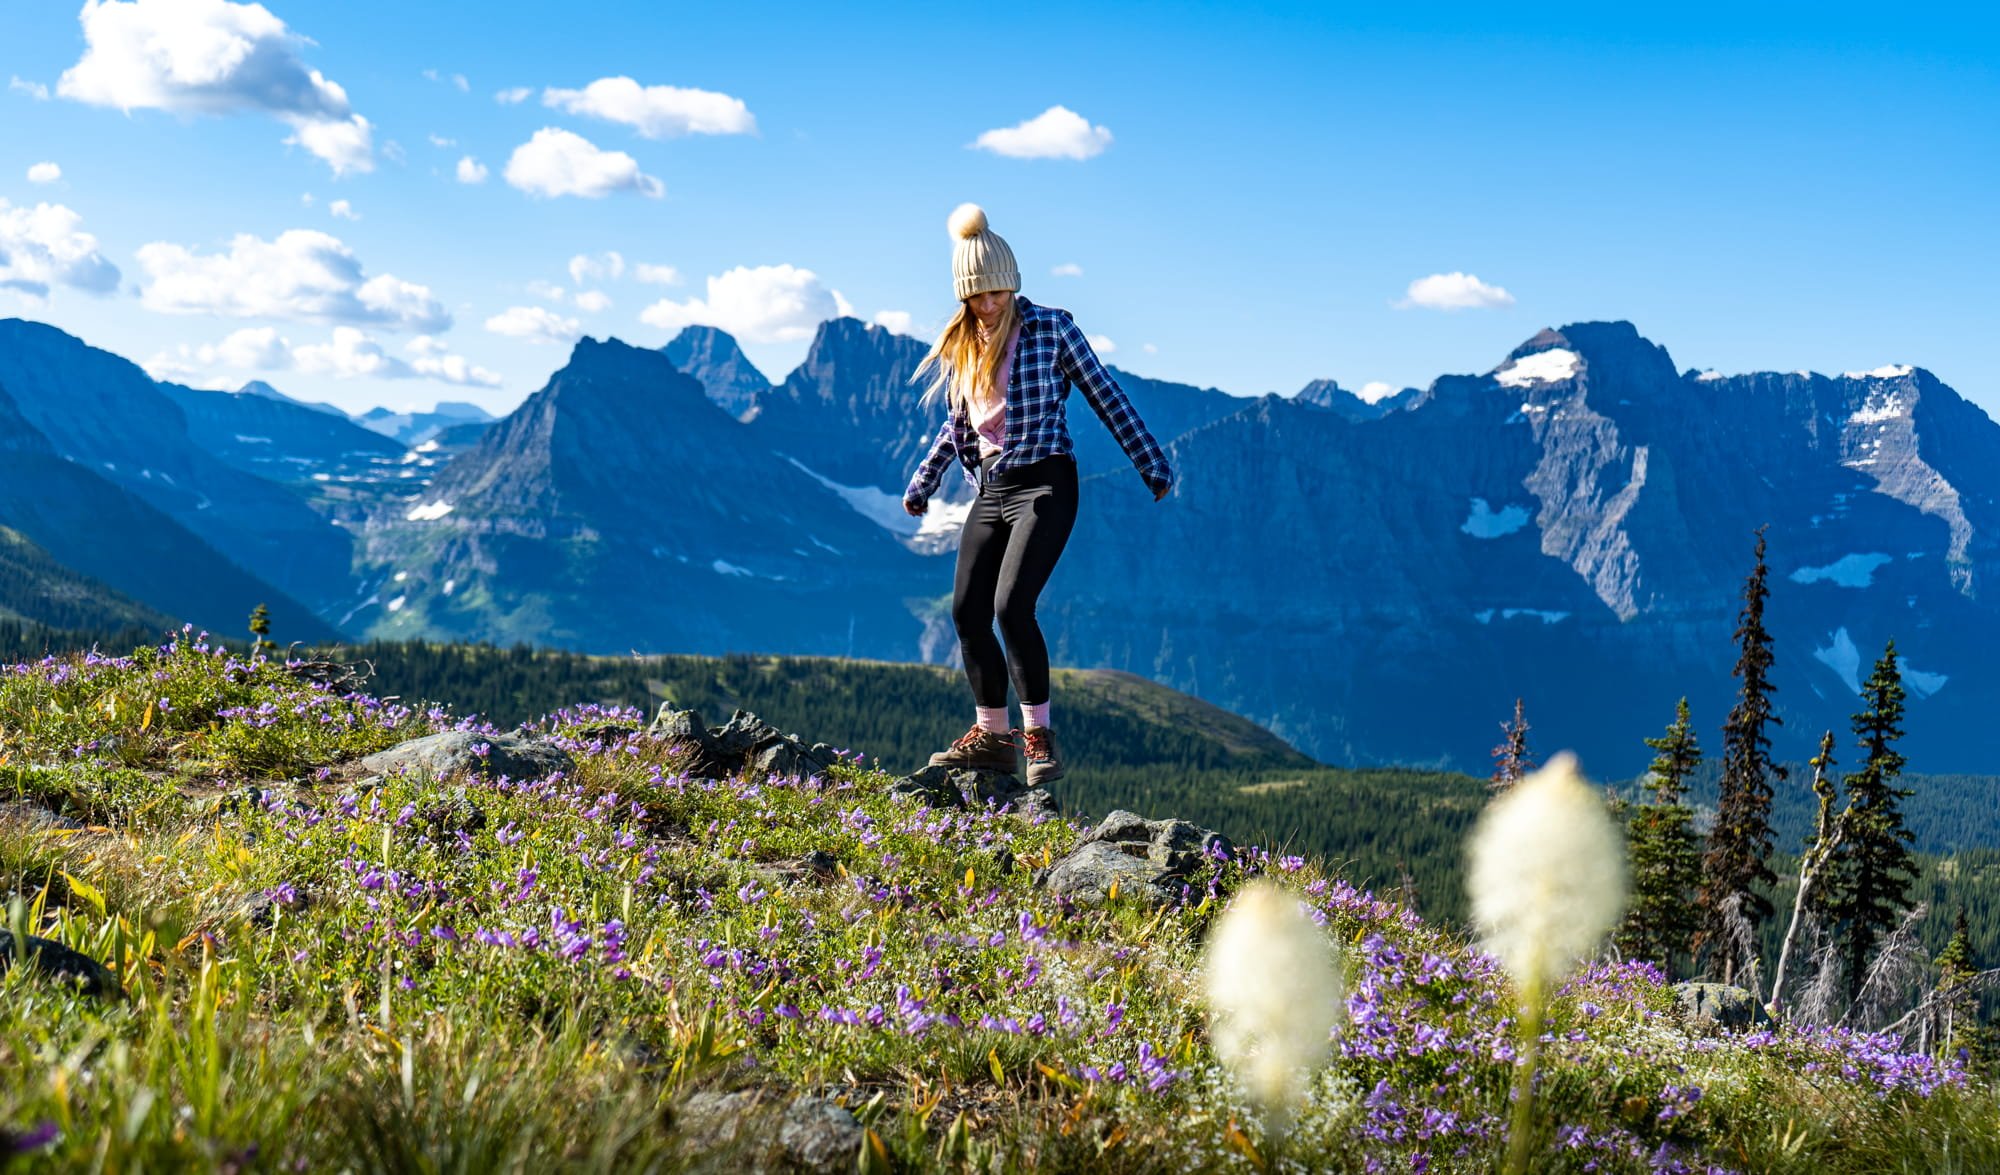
1, 0, 1995, 418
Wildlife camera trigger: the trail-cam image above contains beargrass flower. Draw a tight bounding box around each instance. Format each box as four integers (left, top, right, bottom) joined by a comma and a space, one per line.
1201, 878, 1346, 1140
1465, 752, 1628, 1174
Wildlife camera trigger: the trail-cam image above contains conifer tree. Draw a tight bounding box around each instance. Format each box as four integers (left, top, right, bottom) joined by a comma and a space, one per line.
1490, 698, 1534, 793
1933, 908, 1981, 1062
1697, 528, 1785, 983
1829, 639, 1915, 1001
248, 603, 276, 657
1616, 697, 1702, 974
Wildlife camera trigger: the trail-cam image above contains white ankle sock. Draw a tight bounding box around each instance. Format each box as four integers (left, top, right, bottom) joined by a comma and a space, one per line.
1023, 700, 1051, 730
976, 706, 1011, 734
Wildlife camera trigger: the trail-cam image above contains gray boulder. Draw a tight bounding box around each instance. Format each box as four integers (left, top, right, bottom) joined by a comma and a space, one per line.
648, 706, 840, 781
0, 801, 86, 835
0, 931, 117, 997
886, 765, 1060, 820
1035, 809, 1233, 906
777, 1096, 864, 1173
358, 731, 572, 784
672, 1089, 861, 1174
1672, 981, 1767, 1030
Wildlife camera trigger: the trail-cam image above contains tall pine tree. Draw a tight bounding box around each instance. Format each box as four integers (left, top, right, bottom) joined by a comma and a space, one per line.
1829, 639, 1916, 1001
1698, 527, 1785, 983
1616, 697, 1703, 975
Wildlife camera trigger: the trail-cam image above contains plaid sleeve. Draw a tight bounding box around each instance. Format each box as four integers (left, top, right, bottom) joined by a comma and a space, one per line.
1055, 311, 1174, 494
905, 415, 956, 503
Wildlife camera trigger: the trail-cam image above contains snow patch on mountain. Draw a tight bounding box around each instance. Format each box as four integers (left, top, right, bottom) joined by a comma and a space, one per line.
1789, 553, 1893, 588
405, 500, 454, 521
1495, 348, 1581, 388
1849, 395, 1908, 426
1695, 370, 1726, 382
1461, 498, 1531, 538
1814, 628, 1863, 693
1474, 608, 1571, 625
784, 457, 917, 537
1844, 364, 1913, 380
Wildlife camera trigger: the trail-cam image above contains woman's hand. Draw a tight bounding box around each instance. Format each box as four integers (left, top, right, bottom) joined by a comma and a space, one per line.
904, 496, 927, 516
1153, 483, 1170, 502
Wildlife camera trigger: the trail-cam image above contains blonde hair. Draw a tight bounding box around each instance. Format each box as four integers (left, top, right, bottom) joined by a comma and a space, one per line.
910, 295, 1020, 420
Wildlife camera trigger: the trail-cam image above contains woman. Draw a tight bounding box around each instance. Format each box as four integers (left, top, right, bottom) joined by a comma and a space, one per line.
903, 203, 1175, 786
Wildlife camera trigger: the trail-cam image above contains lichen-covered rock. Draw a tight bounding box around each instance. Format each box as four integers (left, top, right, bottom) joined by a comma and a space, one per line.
885, 765, 1060, 821
0, 931, 117, 996
1672, 981, 1767, 1030
671, 1089, 861, 1174
358, 731, 572, 785
648, 706, 840, 782
1036, 809, 1233, 906
0, 801, 86, 835
776, 1096, 863, 1173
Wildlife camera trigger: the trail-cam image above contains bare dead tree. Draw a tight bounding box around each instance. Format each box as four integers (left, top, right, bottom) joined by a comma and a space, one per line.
1719, 892, 1764, 1003
1770, 732, 1848, 1018
1842, 902, 1931, 1033
1794, 929, 1847, 1027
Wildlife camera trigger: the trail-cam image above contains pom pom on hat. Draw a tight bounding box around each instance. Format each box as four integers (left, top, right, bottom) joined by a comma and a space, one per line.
948, 202, 989, 240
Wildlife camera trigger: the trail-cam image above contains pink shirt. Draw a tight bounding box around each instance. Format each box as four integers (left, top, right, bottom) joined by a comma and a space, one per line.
970, 321, 1022, 457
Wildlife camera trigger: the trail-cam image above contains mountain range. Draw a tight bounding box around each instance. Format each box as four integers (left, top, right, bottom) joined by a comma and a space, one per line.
3, 311, 1995, 776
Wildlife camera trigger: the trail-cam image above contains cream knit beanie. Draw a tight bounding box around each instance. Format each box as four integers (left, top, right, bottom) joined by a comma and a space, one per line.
948, 203, 1020, 300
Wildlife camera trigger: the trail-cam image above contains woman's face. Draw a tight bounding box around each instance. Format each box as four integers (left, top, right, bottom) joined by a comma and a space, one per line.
966, 289, 1010, 328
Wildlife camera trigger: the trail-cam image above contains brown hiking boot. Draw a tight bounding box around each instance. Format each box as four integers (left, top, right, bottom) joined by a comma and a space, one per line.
1021, 727, 1065, 787
928, 724, 1021, 773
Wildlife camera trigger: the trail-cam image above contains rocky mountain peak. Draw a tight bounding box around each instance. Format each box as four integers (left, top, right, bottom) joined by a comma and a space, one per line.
662, 325, 772, 421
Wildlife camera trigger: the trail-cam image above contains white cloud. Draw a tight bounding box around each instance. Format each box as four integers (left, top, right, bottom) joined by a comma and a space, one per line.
639, 263, 840, 344
872, 310, 912, 335
526, 280, 565, 302
0, 198, 122, 298
329, 198, 358, 220
455, 155, 488, 184
495, 86, 533, 104
1051, 262, 1083, 277
568, 251, 624, 285
485, 304, 582, 344
300, 192, 313, 205
633, 262, 679, 285
1396, 271, 1516, 311
504, 128, 662, 199
135, 229, 450, 331
156, 324, 502, 387
144, 326, 292, 379
293, 327, 405, 378
428, 133, 455, 148
1088, 333, 1117, 355
1142, 342, 1158, 355
26, 162, 61, 184
1358, 381, 1397, 403
10, 77, 51, 101
972, 105, 1112, 160
832, 289, 855, 318
57, 0, 374, 176
452, 73, 469, 93
574, 290, 612, 313
542, 76, 756, 139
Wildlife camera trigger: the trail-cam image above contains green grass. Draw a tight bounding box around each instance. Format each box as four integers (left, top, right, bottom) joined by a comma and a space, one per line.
0, 631, 1992, 1170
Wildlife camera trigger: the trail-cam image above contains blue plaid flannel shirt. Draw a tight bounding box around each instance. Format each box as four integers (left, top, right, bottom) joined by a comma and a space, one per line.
904, 294, 1175, 503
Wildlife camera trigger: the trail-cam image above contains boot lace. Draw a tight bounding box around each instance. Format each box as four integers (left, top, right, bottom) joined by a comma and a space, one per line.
1022, 728, 1055, 763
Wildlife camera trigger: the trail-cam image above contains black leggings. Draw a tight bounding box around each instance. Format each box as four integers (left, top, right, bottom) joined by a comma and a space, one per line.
951, 452, 1079, 709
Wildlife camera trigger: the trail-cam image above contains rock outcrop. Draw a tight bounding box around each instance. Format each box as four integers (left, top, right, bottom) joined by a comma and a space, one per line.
650, 706, 842, 781
1034, 809, 1234, 907
359, 731, 573, 784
